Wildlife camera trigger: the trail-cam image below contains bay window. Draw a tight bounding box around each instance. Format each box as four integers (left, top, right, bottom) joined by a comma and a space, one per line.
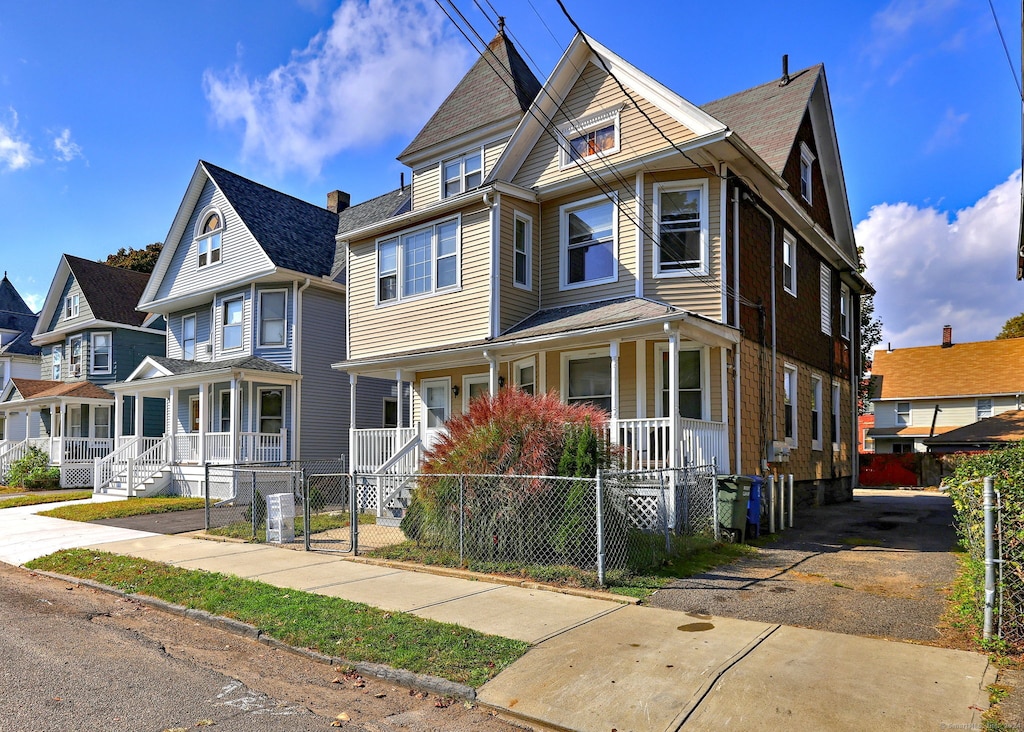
377, 218, 460, 303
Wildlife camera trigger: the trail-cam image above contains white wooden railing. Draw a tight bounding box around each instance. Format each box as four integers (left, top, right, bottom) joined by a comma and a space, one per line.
679, 417, 729, 471
239, 430, 286, 463
0, 438, 31, 478
351, 426, 418, 473
205, 432, 232, 462
62, 437, 114, 462
372, 431, 423, 519
604, 417, 730, 472
175, 434, 200, 463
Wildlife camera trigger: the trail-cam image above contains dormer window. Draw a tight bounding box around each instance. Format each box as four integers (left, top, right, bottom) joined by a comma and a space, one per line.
799, 142, 816, 204
64, 294, 79, 319
197, 211, 223, 268
560, 107, 621, 168
442, 151, 482, 198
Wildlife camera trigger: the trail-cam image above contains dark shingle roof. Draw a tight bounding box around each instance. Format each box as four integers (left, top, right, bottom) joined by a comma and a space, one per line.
0, 330, 40, 356
701, 65, 821, 174
202, 162, 340, 277
64, 255, 151, 327
337, 188, 411, 237
400, 32, 542, 160
0, 276, 39, 354
150, 355, 297, 377
499, 297, 679, 341
924, 410, 1024, 447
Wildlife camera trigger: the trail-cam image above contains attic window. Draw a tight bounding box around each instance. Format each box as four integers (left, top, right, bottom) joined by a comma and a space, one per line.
442, 151, 482, 198
559, 107, 621, 169
799, 142, 815, 203
63, 294, 79, 319
197, 210, 223, 268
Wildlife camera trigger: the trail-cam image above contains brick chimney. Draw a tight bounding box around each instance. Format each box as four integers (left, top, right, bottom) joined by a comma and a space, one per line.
327, 190, 350, 213
941, 324, 953, 348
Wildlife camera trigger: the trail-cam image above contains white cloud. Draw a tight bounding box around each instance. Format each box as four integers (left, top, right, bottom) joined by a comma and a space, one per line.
0, 108, 34, 172
856, 169, 1022, 349
22, 292, 44, 313
863, 0, 961, 70
53, 128, 83, 162
203, 0, 472, 175
923, 107, 968, 154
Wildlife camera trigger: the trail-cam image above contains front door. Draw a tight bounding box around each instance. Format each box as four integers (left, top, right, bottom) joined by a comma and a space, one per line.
421, 378, 450, 450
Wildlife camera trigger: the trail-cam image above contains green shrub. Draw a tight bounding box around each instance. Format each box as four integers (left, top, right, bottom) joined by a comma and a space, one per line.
6, 447, 60, 490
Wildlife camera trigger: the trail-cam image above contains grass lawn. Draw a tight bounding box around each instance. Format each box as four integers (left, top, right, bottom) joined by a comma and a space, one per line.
38, 497, 206, 522
0, 491, 93, 510
207, 511, 376, 541
27, 549, 528, 687
369, 536, 757, 600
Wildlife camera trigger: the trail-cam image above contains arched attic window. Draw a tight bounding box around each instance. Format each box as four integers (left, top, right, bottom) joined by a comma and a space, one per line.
196, 210, 223, 268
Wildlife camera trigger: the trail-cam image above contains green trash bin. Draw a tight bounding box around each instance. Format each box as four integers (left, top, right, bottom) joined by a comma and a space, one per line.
716, 475, 753, 542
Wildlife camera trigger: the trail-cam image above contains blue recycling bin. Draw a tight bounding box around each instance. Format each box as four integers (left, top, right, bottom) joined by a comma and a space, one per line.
746, 476, 763, 539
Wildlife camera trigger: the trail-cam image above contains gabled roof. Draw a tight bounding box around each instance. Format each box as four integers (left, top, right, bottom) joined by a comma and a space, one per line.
0, 275, 39, 355
202, 162, 340, 276
871, 338, 1024, 400
6, 377, 112, 402
702, 64, 821, 175
148, 355, 297, 377
65, 255, 151, 327
924, 410, 1024, 447
399, 30, 542, 162
0, 330, 40, 357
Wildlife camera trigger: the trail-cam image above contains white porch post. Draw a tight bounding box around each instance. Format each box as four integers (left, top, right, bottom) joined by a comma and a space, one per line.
636, 340, 647, 419
395, 370, 403, 430
51, 401, 61, 464
114, 394, 124, 444
133, 393, 144, 442
609, 340, 620, 438
198, 382, 208, 464
229, 378, 239, 463
484, 351, 498, 398
668, 330, 680, 469
168, 388, 177, 463
349, 373, 358, 472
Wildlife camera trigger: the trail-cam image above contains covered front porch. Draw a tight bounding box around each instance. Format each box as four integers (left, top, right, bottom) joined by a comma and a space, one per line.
99, 356, 299, 495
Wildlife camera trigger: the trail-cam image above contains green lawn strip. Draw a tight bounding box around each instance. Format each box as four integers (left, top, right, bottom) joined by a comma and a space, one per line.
368, 536, 757, 600
0, 491, 93, 510
207, 512, 376, 541
38, 497, 206, 522
26, 549, 527, 687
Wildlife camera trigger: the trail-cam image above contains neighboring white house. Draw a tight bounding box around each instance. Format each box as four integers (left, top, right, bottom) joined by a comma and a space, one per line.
0, 274, 41, 442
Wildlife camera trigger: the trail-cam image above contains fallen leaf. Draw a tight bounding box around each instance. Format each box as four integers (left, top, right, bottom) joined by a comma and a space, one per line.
331, 678, 342, 684
336, 712, 350, 721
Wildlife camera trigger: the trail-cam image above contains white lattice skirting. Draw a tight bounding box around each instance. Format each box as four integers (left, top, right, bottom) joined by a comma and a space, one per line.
61, 462, 94, 488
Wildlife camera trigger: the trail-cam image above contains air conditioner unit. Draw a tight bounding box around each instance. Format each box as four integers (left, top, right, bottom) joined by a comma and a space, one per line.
69, 364, 81, 377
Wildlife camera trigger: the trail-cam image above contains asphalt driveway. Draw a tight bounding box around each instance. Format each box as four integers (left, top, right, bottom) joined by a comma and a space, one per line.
648, 488, 959, 642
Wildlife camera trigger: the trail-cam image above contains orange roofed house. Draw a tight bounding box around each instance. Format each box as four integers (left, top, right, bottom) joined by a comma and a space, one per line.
868, 327, 1024, 453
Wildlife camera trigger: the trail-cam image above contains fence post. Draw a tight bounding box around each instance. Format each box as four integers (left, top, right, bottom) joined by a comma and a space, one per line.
788, 473, 794, 528
595, 469, 606, 587
712, 473, 720, 541
767, 475, 776, 534
251, 471, 258, 541
351, 471, 359, 555
204, 462, 210, 532
459, 475, 465, 566
984, 475, 996, 640
302, 469, 310, 552
660, 472, 670, 553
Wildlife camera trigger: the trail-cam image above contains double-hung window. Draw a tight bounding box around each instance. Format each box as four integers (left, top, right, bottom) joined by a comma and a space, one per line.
831, 381, 841, 448
840, 284, 851, 339
977, 398, 993, 420
560, 107, 620, 167
182, 315, 196, 360
377, 218, 459, 303
94, 406, 111, 440
90, 332, 111, 375
783, 234, 797, 296
564, 350, 612, 413
895, 401, 911, 426
514, 357, 536, 395
811, 375, 823, 450
259, 388, 283, 434
52, 345, 62, 380
197, 211, 222, 268
561, 195, 616, 289
784, 364, 798, 445
69, 336, 83, 377
64, 294, 79, 319
513, 212, 532, 289
222, 298, 243, 351
656, 345, 705, 420
800, 142, 815, 203
442, 152, 482, 198
259, 291, 286, 347
655, 181, 708, 276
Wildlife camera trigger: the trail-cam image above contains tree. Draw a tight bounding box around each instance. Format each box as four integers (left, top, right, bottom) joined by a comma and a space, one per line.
104, 243, 163, 273
858, 246, 883, 414
996, 312, 1024, 340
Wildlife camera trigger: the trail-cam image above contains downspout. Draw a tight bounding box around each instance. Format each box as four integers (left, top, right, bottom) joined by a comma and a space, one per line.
746, 195, 778, 444
294, 278, 311, 461
484, 191, 499, 338
731, 180, 742, 475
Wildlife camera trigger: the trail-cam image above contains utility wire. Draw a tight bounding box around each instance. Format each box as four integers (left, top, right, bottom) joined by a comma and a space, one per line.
987, 0, 1023, 98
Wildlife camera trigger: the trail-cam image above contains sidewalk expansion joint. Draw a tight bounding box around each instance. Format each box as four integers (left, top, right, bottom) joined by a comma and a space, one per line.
529, 603, 628, 646
303, 569, 406, 590
406, 585, 504, 612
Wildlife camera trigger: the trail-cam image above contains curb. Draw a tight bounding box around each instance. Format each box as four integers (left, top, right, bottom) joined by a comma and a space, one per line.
343, 555, 639, 605
26, 567, 477, 701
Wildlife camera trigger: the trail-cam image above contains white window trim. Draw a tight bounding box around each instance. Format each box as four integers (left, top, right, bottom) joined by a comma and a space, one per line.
895, 401, 911, 427
375, 215, 462, 305
977, 397, 994, 420
832, 381, 841, 451
512, 211, 533, 291
840, 283, 851, 340
90, 331, 112, 375
440, 147, 484, 199
653, 343, 710, 421
799, 142, 815, 204
784, 363, 798, 446
52, 344, 62, 380
195, 206, 224, 270
221, 296, 244, 353
182, 314, 197, 361
462, 374, 490, 412
68, 335, 83, 377
560, 347, 612, 409
64, 294, 80, 320
420, 377, 452, 435
783, 233, 797, 296
653, 179, 710, 278
558, 106, 622, 169
218, 391, 231, 433
559, 193, 619, 292
383, 397, 398, 428
189, 395, 200, 433
257, 289, 288, 348
810, 375, 823, 451
258, 387, 284, 434
513, 356, 536, 394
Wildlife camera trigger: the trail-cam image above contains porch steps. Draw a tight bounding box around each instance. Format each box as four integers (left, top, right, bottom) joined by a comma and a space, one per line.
376, 483, 414, 528
94, 468, 172, 498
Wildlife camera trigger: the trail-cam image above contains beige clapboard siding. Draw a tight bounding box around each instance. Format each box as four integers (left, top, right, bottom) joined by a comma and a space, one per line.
348, 208, 492, 359
513, 61, 698, 190
643, 341, 723, 422
498, 198, 541, 332
484, 139, 506, 177
539, 183, 637, 309
642, 169, 723, 320
412, 164, 440, 210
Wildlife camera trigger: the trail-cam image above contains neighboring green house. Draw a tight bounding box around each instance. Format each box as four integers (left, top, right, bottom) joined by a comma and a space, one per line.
0, 255, 165, 487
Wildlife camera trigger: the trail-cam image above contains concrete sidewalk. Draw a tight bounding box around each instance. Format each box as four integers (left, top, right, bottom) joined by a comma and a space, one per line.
0, 502, 997, 731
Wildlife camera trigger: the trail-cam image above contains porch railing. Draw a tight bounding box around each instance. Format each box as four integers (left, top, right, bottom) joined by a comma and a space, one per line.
679, 417, 729, 471
239, 430, 286, 463
62, 437, 114, 462
605, 417, 730, 472
169, 430, 289, 464
351, 426, 418, 473
0, 438, 31, 479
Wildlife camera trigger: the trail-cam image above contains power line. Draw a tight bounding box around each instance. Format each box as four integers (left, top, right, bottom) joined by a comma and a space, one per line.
987, 0, 1023, 98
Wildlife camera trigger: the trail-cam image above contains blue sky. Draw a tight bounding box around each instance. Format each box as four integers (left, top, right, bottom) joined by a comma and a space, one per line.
0, 0, 1020, 349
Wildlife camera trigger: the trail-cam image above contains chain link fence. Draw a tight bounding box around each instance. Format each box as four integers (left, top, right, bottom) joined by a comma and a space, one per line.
994, 487, 1024, 647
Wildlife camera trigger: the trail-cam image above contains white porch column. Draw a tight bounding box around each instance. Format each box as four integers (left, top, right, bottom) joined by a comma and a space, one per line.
229, 378, 239, 463
349, 373, 358, 472
52, 401, 61, 464
636, 340, 647, 419
114, 394, 124, 443
484, 350, 498, 398
168, 388, 177, 462
134, 393, 144, 441
668, 329, 680, 469
609, 340, 620, 435
395, 370, 404, 430
198, 382, 208, 464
